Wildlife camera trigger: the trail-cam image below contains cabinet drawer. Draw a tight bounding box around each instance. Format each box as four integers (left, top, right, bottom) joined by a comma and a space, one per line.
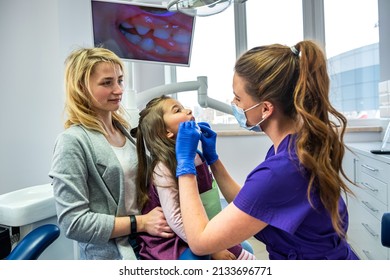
359, 171, 388, 205
357, 155, 390, 184
352, 186, 387, 221
346, 195, 388, 259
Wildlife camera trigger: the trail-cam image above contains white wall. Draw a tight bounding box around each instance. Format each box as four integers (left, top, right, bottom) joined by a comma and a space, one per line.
216, 135, 271, 185
1, 0, 58, 194
0, 0, 93, 195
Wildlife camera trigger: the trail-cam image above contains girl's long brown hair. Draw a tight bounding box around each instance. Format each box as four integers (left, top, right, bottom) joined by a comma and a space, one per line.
132, 95, 177, 209
234, 40, 353, 236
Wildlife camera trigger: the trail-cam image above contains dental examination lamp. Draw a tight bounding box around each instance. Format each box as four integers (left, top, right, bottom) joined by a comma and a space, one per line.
167, 0, 247, 17
135, 76, 232, 115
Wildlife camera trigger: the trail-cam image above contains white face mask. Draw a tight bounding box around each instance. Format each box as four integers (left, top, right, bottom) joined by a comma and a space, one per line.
231, 102, 267, 132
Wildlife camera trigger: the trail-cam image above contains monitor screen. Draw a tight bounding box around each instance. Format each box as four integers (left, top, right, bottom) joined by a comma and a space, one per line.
91, 0, 196, 67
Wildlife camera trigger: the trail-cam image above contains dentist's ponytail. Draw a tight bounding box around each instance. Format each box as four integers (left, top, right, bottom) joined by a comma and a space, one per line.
292, 41, 351, 237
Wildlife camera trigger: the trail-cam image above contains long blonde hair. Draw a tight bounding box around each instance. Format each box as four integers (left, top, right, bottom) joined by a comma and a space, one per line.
234, 40, 353, 236
63, 47, 129, 134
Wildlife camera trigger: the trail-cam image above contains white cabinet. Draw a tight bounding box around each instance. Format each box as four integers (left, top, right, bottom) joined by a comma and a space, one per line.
344, 142, 390, 260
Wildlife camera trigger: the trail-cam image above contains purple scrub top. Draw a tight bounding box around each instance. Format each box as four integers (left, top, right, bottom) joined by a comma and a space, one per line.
234, 134, 358, 260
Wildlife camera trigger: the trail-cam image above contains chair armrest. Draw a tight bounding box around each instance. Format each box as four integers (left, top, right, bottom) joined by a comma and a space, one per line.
6, 224, 60, 260
382, 213, 390, 248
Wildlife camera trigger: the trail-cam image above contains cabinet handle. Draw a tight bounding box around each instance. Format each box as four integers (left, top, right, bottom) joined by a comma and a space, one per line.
353, 159, 358, 183
361, 164, 379, 172
361, 200, 379, 213
362, 249, 374, 260
361, 222, 379, 238
360, 182, 379, 192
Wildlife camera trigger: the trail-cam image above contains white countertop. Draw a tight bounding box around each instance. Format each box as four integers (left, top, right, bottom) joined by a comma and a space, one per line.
347, 142, 390, 164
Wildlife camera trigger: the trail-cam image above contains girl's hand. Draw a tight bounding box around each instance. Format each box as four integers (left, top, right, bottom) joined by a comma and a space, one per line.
211, 249, 236, 260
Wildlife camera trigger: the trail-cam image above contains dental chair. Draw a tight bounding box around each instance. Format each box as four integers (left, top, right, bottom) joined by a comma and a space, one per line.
382, 213, 390, 248
179, 240, 254, 260
5, 224, 60, 260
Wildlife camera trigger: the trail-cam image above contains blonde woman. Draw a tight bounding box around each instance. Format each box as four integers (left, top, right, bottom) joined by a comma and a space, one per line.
49, 47, 173, 260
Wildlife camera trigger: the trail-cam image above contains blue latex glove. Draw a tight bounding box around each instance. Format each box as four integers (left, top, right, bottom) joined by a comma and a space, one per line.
175, 121, 201, 177
198, 122, 219, 165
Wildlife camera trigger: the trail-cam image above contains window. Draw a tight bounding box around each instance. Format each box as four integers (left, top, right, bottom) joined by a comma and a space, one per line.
176, 0, 303, 125
246, 0, 303, 49
325, 0, 380, 119
175, 7, 236, 124
174, 0, 381, 126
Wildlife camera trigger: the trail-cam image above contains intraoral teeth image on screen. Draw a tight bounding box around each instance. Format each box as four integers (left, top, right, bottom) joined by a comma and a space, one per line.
91, 0, 196, 66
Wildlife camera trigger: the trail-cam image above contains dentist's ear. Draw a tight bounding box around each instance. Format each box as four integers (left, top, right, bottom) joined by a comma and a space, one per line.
262, 101, 274, 117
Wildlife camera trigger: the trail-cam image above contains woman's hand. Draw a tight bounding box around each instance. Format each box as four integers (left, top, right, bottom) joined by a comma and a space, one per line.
198, 122, 219, 165
175, 121, 201, 177
140, 207, 174, 238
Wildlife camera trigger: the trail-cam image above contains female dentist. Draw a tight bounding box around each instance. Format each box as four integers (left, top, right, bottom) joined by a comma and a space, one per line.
174, 40, 359, 260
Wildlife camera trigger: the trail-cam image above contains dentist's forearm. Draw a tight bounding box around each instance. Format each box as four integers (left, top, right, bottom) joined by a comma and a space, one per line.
209, 159, 240, 203
178, 174, 210, 255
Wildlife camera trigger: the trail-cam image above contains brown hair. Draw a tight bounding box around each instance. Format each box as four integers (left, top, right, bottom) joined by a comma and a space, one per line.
234, 40, 353, 236
132, 95, 177, 209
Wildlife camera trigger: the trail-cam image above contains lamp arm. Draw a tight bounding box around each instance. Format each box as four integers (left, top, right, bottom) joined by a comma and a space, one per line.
136, 75, 232, 116
196, 76, 233, 115
198, 96, 233, 115
136, 80, 202, 106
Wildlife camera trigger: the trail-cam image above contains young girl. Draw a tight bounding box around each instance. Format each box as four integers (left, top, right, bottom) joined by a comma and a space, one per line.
131, 95, 255, 260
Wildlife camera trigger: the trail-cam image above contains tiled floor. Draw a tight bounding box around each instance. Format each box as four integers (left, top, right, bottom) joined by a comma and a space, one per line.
247, 237, 269, 260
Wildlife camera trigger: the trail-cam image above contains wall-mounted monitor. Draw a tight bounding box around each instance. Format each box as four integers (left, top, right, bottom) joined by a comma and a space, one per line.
91, 0, 196, 67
